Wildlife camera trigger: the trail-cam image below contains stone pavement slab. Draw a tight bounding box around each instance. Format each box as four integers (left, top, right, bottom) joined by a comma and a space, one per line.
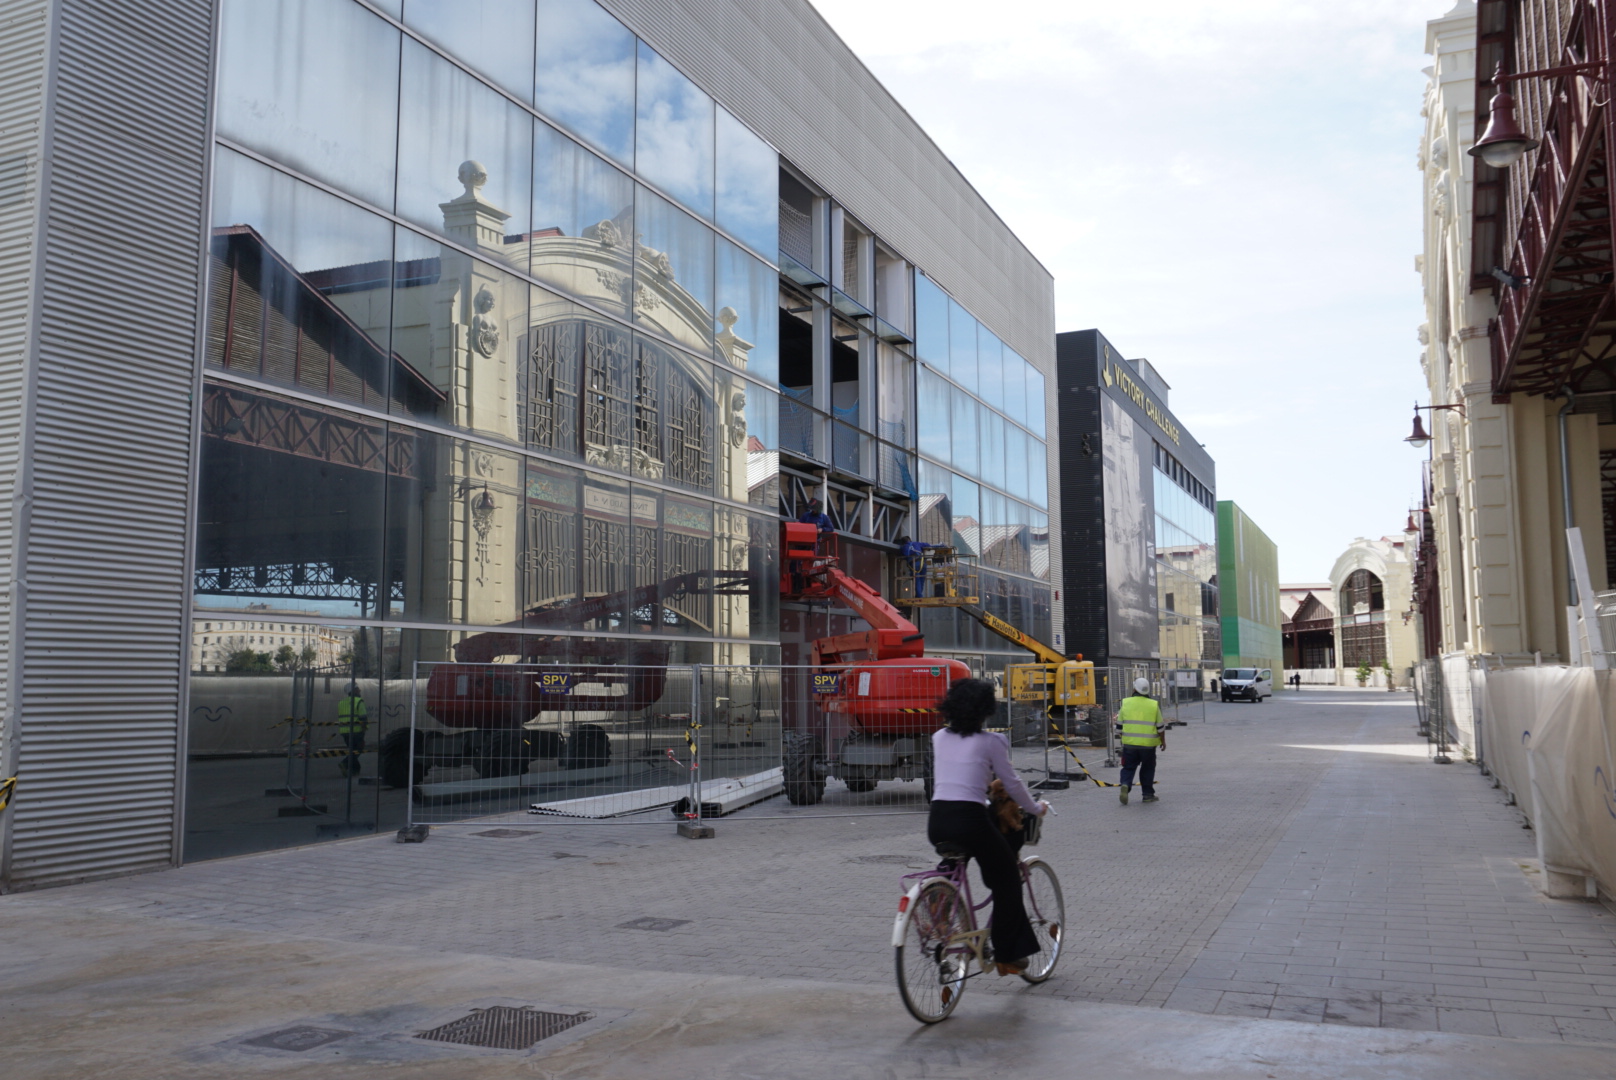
6, 687, 1616, 1059
2, 902, 1613, 1080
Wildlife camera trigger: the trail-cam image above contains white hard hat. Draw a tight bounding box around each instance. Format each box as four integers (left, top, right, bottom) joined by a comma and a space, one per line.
1133, 677, 1151, 694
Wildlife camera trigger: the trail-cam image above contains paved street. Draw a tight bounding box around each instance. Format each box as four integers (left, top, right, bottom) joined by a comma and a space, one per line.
5, 689, 1616, 1076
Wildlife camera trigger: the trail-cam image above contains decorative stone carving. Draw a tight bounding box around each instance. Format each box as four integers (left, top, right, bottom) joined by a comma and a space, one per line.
470, 287, 500, 357
1417, 324, 1430, 346
728, 390, 748, 448
716, 306, 755, 369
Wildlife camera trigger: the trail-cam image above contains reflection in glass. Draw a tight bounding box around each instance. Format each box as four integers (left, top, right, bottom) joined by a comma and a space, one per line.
1002, 349, 1028, 426
715, 239, 778, 382
715, 108, 778, 259
916, 459, 951, 546
208, 149, 398, 411
712, 366, 757, 505
635, 187, 715, 354
635, 41, 714, 219
980, 410, 1005, 494
1025, 363, 1047, 437
397, 39, 532, 267
1030, 510, 1050, 581
915, 273, 949, 375
530, 122, 634, 319
1029, 437, 1048, 508
1005, 423, 1028, 501
521, 459, 582, 629
950, 391, 978, 477
387, 426, 524, 625
917, 369, 950, 463
523, 289, 583, 459
402, 0, 535, 102
217, 0, 401, 211
952, 475, 980, 556
744, 385, 780, 509
949, 299, 977, 396
535, 0, 636, 166
877, 343, 912, 450
196, 383, 387, 621
390, 226, 528, 441
977, 330, 1004, 413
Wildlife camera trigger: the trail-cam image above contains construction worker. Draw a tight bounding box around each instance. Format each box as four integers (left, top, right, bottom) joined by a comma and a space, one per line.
337, 683, 369, 778
1117, 676, 1166, 805
798, 498, 834, 554
896, 534, 934, 597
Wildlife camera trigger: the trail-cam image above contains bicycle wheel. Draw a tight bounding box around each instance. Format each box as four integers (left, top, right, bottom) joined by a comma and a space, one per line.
895, 879, 971, 1022
1019, 857, 1064, 983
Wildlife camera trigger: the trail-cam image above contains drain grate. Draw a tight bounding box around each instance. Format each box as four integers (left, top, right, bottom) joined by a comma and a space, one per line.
474, 829, 536, 838
416, 1006, 592, 1050
243, 1025, 354, 1052
616, 916, 689, 932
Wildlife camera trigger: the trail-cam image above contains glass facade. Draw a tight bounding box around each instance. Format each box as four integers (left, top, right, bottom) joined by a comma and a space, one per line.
193, 0, 1051, 860
196, 0, 786, 860
1152, 443, 1220, 667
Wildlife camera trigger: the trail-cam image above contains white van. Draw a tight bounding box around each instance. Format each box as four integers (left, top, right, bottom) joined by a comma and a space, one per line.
1221, 668, 1272, 703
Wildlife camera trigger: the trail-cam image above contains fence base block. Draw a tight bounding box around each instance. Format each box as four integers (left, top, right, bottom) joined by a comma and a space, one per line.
395, 824, 430, 843
677, 821, 715, 839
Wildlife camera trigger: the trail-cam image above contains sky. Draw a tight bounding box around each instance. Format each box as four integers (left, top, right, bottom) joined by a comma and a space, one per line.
808, 0, 1446, 582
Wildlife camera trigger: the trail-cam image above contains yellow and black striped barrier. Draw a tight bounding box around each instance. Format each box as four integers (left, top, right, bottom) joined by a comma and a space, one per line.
0, 775, 15, 812
1048, 723, 1122, 789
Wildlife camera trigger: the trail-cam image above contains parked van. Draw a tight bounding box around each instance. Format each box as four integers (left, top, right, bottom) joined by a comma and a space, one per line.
1221, 668, 1272, 703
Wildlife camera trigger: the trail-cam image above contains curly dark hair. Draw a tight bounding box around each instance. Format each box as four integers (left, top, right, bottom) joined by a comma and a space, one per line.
937, 678, 996, 736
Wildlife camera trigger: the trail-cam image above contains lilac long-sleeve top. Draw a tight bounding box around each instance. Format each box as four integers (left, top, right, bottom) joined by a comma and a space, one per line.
930, 729, 1041, 814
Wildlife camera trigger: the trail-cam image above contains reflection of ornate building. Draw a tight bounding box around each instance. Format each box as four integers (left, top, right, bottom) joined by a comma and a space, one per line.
192, 611, 349, 672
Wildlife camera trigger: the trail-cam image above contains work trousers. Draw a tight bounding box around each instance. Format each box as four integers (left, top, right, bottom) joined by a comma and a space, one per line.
1119, 745, 1157, 797
927, 800, 1040, 964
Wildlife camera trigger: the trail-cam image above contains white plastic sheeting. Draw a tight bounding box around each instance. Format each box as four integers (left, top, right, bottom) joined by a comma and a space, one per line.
1482, 666, 1616, 899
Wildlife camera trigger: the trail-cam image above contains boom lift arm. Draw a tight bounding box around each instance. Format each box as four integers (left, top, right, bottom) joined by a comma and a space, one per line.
779, 522, 925, 666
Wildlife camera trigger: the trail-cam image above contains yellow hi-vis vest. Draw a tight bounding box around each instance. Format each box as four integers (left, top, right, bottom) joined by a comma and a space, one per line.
337, 695, 368, 734
1118, 695, 1163, 746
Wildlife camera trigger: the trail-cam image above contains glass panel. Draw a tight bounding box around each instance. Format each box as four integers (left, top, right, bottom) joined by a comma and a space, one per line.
1002, 347, 1028, 426
1025, 361, 1046, 437
396, 39, 532, 269
654, 491, 714, 636
715, 107, 777, 260
711, 364, 755, 505
185, 622, 391, 861
196, 383, 387, 621
917, 369, 950, 463
523, 291, 583, 459
635, 186, 715, 355
1005, 423, 1029, 501
402, 0, 535, 102
914, 273, 949, 375
977, 330, 1005, 413
950, 390, 978, 477
208, 149, 397, 410
715, 238, 778, 382
877, 342, 911, 450
635, 40, 714, 219
1028, 437, 1047, 508
580, 471, 633, 633
529, 122, 634, 319
744, 510, 781, 642
948, 299, 977, 396
217, 0, 400, 211
634, 333, 717, 494
980, 409, 1005, 494
1030, 509, 1049, 580
744, 385, 779, 508
916, 459, 951, 546
389, 226, 528, 441
521, 458, 582, 628
951, 475, 979, 556
385, 426, 525, 625
534, 0, 636, 165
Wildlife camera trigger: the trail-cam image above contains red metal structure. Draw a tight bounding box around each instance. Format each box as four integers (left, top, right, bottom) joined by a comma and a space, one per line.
1482, 0, 1616, 396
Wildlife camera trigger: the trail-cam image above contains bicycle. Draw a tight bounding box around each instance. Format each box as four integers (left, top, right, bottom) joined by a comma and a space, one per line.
891, 818, 1065, 1022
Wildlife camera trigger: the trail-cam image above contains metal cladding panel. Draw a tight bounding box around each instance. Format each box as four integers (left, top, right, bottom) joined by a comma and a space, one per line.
596, 0, 1055, 370
5, 0, 212, 889
0, 0, 50, 828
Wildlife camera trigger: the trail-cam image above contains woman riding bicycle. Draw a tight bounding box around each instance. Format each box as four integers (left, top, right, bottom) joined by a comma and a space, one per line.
928, 678, 1049, 975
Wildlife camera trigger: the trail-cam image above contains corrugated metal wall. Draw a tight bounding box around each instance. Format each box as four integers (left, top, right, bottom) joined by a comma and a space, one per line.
3, 0, 213, 889
1055, 332, 1106, 662
598, 0, 1056, 372
0, 0, 52, 883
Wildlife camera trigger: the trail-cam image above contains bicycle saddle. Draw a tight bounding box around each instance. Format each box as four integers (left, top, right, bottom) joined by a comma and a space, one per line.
933, 841, 970, 860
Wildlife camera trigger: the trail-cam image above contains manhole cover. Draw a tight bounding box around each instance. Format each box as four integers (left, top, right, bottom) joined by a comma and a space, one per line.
615, 916, 689, 932
416, 1006, 592, 1050
243, 1025, 354, 1052
851, 854, 916, 864
475, 829, 536, 838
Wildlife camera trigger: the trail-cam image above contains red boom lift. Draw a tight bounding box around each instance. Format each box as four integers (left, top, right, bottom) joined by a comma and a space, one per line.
779, 521, 969, 803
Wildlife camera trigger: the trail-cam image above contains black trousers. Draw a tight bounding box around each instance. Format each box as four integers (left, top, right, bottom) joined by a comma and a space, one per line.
1119, 745, 1157, 797
927, 800, 1040, 963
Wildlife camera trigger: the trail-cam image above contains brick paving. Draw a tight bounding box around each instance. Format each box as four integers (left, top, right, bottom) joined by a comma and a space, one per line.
11, 688, 1616, 1044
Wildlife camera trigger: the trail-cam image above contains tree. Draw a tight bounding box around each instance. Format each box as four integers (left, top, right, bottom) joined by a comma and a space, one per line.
225, 649, 273, 674
299, 645, 318, 668
273, 644, 299, 672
